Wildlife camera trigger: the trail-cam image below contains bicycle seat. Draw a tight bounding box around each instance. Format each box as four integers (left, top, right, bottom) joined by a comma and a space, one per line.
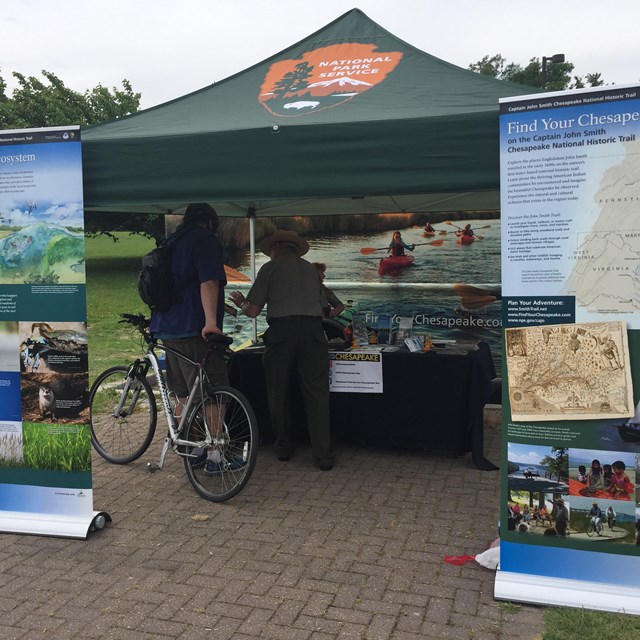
206, 333, 233, 348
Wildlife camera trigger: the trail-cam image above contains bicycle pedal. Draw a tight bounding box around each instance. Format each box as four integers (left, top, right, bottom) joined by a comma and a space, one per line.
147, 462, 161, 473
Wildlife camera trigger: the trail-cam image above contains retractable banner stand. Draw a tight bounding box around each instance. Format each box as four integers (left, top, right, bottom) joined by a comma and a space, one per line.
0, 126, 108, 538
495, 84, 640, 613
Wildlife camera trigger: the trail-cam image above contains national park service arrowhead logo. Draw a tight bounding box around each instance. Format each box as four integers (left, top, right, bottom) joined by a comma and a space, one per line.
259, 43, 403, 117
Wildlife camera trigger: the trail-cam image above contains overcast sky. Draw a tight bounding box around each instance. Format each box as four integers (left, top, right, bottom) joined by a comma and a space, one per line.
3, 0, 639, 110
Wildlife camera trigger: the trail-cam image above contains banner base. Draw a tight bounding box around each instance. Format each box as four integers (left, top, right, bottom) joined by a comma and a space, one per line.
0, 510, 111, 539
495, 569, 640, 615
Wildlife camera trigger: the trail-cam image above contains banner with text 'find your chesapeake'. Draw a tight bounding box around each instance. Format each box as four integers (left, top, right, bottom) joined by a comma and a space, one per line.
496, 85, 640, 613
0, 126, 104, 538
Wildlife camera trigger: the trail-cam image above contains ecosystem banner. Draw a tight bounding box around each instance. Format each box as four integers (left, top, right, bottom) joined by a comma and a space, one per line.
495, 85, 640, 613
0, 126, 98, 538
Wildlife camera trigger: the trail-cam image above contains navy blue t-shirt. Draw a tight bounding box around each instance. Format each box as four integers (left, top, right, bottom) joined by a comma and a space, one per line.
150, 226, 227, 336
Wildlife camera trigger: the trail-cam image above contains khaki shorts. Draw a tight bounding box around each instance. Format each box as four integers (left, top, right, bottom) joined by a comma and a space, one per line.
162, 336, 229, 397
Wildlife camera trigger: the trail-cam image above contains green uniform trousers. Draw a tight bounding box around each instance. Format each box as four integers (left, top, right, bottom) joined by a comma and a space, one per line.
262, 316, 334, 466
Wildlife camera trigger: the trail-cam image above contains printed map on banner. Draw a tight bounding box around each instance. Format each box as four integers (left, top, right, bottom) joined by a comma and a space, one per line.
505, 321, 634, 421
563, 137, 640, 317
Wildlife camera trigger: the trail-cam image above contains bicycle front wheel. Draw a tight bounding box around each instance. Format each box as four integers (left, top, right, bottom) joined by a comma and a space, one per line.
90, 366, 157, 464
586, 520, 595, 537
183, 386, 258, 502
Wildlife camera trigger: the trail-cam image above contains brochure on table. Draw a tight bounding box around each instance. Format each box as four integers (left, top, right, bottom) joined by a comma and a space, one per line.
495, 84, 640, 614
0, 126, 108, 538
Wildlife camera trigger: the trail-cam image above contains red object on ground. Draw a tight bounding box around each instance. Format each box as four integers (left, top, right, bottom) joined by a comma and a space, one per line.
443, 554, 477, 565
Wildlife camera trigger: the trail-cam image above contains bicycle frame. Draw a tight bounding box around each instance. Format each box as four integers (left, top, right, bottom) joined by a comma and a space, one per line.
134, 339, 223, 472
91, 313, 257, 502
587, 514, 602, 534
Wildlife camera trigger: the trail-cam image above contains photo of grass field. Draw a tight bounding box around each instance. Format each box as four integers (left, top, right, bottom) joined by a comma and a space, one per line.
21, 422, 91, 473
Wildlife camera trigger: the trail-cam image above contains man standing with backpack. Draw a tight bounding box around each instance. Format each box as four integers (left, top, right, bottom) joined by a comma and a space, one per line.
150, 203, 228, 464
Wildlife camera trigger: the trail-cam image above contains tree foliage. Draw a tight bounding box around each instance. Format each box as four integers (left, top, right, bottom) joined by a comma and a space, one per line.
0, 68, 141, 130
539, 448, 569, 482
84, 211, 165, 244
469, 54, 604, 91
272, 62, 313, 98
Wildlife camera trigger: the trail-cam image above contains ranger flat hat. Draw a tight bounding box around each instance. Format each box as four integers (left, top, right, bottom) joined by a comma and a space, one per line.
260, 229, 309, 256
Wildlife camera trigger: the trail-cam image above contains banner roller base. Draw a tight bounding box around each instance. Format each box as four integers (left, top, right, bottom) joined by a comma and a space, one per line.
0, 510, 111, 539
495, 570, 640, 616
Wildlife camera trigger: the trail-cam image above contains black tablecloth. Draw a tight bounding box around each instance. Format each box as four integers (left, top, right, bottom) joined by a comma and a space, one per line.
229, 342, 498, 470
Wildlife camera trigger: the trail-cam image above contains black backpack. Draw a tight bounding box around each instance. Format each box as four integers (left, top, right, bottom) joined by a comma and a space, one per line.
137, 229, 189, 312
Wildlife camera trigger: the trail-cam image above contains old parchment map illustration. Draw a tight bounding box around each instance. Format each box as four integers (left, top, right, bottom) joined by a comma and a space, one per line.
505, 321, 634, 421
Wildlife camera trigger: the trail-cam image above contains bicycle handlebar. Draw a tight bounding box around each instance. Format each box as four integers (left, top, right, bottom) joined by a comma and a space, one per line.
119, 313, 149, 328
118, 313, 234, 347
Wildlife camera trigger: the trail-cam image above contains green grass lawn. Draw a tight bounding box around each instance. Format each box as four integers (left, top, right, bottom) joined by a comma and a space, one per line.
85, 232, 640, 637
86, 233, 153, 380
542, 606, 640, 639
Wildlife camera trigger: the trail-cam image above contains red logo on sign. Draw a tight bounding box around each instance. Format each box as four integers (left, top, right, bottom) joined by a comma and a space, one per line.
259, 43, 403, 117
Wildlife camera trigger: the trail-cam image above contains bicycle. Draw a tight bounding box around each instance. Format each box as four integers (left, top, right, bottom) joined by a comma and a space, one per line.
89, 313, 258, 502
586, 514, 603, 537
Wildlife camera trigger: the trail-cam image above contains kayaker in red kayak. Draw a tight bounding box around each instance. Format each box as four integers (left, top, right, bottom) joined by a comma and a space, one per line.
455, 224, 476, 245
388, 231, 415, 257
424, 222, 435, 233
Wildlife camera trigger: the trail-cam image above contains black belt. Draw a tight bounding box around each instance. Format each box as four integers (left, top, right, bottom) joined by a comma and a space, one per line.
268, 315, 321, 324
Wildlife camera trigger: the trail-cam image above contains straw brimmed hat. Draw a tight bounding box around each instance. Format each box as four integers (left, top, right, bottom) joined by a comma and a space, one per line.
260, 230, 309, 256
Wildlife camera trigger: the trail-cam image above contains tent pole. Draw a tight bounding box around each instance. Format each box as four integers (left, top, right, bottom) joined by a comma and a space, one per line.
248, 207, 258, 344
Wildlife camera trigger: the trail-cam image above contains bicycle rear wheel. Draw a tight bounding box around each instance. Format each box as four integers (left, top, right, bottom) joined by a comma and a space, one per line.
90, 366, 157, 464
183, 386, 258, 502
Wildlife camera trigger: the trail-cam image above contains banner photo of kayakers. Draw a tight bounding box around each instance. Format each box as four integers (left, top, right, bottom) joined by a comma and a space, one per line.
496, 84, 640, 613
219, 213, 502, 374
0, 126, 98, 538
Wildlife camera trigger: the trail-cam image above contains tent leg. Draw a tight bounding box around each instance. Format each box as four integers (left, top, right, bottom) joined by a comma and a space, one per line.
248, 214, 258, 344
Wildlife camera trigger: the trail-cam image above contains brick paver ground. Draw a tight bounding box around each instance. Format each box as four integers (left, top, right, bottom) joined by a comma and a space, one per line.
0, 411, 544, 639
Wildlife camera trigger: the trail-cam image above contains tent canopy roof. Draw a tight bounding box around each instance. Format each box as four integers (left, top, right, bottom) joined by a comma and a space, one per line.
82, 8, 535, 216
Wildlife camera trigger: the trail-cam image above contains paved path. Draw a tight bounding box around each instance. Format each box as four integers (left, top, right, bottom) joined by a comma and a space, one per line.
1, 415, 544, 639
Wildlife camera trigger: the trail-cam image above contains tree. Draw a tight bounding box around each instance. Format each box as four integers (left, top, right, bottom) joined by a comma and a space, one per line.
272, 62, 313, 98
540, 448, 568, 483
469, 54, 604, 91
0, 68, 140, 130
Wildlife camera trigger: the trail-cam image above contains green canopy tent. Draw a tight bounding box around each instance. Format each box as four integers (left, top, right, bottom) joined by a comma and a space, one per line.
81, 8, 536, 219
